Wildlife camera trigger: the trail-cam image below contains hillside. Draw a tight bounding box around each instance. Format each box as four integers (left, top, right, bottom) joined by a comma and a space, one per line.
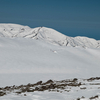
0, 24, 100, 100
0, 23, 100, 48
0, 24, 100, 85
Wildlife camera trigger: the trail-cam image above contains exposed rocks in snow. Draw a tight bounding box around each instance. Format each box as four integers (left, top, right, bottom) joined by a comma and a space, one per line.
89, 95, 99, 99
76, 95, 99, 100
0, 91, 6, 96
0, 77, 100, 100
87, 77, 100, 81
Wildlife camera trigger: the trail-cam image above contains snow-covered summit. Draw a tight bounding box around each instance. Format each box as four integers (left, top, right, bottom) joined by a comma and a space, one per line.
0, 23, 100, 48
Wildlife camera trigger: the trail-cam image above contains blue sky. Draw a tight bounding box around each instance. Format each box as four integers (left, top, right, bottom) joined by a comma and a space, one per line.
0, 0, 100, 40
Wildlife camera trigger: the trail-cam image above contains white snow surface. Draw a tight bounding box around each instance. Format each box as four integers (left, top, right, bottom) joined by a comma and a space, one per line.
0, 23, 100, 100
0, 23, 100, 48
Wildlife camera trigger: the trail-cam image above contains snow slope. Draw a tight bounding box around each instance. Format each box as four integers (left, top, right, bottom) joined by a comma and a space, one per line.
0, 23, 100, 84
0, 37, 100, 85
0, 23, 100, 48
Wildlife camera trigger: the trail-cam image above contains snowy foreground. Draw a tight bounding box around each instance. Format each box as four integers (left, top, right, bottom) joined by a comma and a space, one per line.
0, 24, 100, 100
1, 77, 100, 100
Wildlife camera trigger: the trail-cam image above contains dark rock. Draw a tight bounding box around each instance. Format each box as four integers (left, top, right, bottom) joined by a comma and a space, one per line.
77, 98, 80, 100
0, 91, 6, 96
73, 78, 78, 82
40, 86, 47, 90
24, 94, 26, 96
35, 81, 42, 85
35, 87, 39, 91
16, 91, 21, 94
48, 84, 55, 89
89, 95, 98, 99
21, 88, 27, 92
27, 89, 34, 92
43, 80, 53, 85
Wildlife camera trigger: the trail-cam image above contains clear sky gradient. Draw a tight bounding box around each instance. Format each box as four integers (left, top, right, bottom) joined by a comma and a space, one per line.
0, 0, 100, 40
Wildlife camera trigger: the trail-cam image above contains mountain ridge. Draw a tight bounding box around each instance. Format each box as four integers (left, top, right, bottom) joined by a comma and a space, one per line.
0, 23, 100, 48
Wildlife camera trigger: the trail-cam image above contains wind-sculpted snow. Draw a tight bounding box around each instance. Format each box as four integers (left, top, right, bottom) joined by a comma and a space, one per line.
0, 23, 100, 48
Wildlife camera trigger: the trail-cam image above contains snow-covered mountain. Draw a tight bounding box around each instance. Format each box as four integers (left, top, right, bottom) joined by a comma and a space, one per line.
0, 23, 100, 100
0, 23, 100, 77
0, 23, 100, 48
